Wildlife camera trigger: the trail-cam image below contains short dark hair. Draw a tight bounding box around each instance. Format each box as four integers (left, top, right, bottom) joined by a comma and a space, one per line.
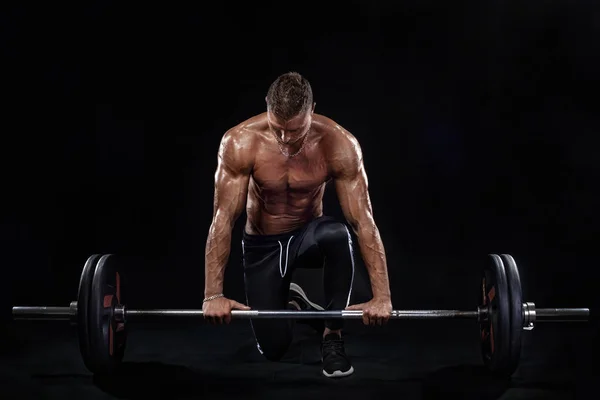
266, 72, 313, 121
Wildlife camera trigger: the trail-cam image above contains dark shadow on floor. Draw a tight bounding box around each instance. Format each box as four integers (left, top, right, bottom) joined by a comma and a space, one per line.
93, 362, 241, 399
90, 361, 424, 400
421, 364, 576, 400
421, 364, 511, 400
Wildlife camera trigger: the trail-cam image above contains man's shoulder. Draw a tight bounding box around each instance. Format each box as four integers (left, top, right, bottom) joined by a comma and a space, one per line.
313, 114, 362, 176
224, 112, 268, 141
313, 114, 360, 154
219, 113, 267, 172
221, 113, 269, 151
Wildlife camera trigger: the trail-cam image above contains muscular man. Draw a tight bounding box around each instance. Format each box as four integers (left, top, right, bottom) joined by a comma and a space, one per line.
203, 72, 392, 378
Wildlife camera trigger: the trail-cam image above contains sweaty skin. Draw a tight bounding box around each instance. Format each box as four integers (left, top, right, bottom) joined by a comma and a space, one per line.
204, 111, 392, 325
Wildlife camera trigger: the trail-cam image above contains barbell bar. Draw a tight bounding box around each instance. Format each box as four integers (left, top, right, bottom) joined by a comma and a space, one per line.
11, 304, 589, 321
11, 253, 591, 378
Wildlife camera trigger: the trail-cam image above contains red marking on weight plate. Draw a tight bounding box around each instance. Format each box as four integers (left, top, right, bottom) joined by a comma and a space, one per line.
487, 286, 496, 302
104, 294, 114, 308
482, 279, 487, 305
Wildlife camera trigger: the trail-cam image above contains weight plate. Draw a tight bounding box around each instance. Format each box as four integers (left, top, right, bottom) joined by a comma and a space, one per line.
501, 253, 523, 376
77, 254, 102, 373
89, 254, 127, 375
479, 254, 511, 375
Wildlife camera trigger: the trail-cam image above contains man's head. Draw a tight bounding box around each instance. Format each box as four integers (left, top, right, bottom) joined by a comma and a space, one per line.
266, 72, 315, 145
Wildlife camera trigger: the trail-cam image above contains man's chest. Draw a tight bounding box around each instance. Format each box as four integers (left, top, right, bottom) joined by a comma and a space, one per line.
251, 150, 330, 193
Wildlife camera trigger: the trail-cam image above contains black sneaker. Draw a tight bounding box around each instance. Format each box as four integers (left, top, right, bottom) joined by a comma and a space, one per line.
289, 283, 325, 335
321, 333, 354, 378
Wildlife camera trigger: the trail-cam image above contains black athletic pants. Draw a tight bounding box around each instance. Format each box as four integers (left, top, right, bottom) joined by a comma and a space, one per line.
242, 215, 356, 361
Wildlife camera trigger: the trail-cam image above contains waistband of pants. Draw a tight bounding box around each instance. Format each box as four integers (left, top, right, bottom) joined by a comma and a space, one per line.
241, 215, 331, 245
242, 227, 304, 245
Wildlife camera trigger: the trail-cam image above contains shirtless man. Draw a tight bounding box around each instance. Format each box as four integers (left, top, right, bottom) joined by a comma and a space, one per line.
203, 72, 392, 378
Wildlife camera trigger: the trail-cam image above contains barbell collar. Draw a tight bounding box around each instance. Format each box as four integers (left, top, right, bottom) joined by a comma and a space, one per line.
523, 301, 536, 330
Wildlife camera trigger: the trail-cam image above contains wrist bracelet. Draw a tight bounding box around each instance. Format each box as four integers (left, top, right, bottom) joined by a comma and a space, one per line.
203, 293, 224, 303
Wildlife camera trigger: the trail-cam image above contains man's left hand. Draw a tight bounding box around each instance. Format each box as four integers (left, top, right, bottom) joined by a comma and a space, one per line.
345, 297, 393, 326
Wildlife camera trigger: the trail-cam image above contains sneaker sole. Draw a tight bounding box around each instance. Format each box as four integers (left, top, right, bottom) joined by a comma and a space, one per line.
289, 283, 324, 311
322, 366, 355, 378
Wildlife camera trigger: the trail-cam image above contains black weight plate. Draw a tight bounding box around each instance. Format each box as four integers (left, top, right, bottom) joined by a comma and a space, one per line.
77, 254, 102, 373
480, 254, 511, 375
89, 254, 127, 375
501, 253, 523, 376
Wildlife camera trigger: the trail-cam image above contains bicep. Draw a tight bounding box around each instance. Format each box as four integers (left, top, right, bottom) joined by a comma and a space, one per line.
213, 161, 249, 225
211, 134, 251, 227
330, 130, 375, 228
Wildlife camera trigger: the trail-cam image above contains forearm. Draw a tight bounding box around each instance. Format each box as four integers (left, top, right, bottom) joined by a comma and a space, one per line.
204, 217, 233, 297
353, 221, 391, 300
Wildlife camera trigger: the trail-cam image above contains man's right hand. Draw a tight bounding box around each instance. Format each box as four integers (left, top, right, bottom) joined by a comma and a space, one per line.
202, 296, 251, 324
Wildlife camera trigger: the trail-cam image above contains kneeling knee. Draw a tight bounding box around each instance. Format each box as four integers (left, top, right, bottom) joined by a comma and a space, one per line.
315, 221, 350, 246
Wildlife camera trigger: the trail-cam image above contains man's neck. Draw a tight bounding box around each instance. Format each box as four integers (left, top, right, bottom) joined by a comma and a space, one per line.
277, 129, 311, 158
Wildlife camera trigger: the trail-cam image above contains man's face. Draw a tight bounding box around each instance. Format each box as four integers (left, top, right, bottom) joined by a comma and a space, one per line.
266, 104, 315, 145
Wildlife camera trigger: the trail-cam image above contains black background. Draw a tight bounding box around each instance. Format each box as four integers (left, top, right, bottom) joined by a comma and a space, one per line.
2, 1, 599, 334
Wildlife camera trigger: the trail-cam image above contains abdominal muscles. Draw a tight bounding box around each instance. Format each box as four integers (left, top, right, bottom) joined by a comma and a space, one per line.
245, 162, 329, 235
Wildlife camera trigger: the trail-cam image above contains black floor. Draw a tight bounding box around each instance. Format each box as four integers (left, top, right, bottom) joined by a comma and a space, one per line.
0, 318, 596, 400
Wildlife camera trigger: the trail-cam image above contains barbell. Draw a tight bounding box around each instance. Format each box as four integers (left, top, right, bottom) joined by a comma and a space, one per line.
12, 253, 590, 377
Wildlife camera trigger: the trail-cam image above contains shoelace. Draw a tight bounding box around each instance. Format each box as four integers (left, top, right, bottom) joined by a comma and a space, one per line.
322, 339, 346, 357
